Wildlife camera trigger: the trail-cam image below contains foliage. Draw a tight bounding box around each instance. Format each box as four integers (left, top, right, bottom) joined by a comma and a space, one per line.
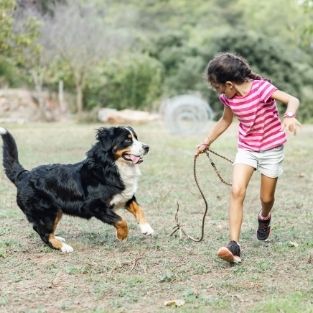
1, 0, 313, 121
84, 54, 163, 110
146, 31, 205, 97
0, 0, 15, 55
301, 0, 313, 48
0, 57, 25, 87
238, 0, 307, 46
0, 0, 39, 67
39, 0, 135, 114
0, 0, 40, 87
0, 1, 39, 92
18, 0, 67, 16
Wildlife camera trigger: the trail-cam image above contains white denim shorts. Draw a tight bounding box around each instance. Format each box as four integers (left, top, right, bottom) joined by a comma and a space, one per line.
234, 146, 284, 178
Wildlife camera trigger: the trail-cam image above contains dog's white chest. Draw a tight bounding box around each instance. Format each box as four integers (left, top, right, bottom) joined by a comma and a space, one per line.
110, 161, 141, 208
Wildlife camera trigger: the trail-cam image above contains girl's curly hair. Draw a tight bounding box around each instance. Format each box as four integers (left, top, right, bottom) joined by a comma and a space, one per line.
205, 52, 270, 84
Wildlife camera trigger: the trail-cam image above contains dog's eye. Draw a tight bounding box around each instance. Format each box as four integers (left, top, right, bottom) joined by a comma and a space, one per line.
124, 138, 132, 143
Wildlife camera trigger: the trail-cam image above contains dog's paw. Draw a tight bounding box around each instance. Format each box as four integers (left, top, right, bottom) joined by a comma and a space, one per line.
60, 243, 74, 253
139, 223, 154, 236
116, 231, 128, 241
55, 236, 66, 242
115, 220, 128, 241
116, 235, 128, 241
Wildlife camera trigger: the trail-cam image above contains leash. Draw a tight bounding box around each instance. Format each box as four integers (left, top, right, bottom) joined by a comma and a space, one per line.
170, 149, 233, 242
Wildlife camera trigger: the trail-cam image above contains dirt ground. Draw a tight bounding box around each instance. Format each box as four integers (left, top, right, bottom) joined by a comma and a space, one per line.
0, 122, 312, 313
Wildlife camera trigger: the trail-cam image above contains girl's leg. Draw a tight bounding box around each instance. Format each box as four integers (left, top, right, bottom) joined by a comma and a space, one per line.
217, 163, 254, 263
260, 174, 278, 218
257, 174, 278, 240
229, 164, 255, 242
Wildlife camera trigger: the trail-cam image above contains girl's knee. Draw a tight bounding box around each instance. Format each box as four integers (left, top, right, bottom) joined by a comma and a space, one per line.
231, 185, 246, 200
260, 195, 275, 206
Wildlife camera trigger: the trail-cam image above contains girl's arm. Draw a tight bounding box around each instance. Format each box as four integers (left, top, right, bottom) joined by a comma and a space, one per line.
271, 90, 301, 135
195, 106, 233, 156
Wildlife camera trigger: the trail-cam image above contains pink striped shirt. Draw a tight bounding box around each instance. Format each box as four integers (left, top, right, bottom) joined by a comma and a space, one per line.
219, 80, 286, 151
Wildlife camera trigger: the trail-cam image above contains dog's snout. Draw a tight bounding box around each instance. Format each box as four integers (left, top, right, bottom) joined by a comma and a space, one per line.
143, 144, 149, 154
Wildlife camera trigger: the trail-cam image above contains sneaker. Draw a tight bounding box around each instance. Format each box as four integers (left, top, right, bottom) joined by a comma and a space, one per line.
217, 240, 241, 263
257, 214, 271, 240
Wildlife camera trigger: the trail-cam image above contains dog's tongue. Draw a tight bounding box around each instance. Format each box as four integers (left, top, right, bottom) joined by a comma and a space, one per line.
129, 155, 142, 164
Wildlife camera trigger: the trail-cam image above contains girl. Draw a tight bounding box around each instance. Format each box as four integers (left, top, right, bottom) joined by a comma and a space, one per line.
196, 52, 300, 263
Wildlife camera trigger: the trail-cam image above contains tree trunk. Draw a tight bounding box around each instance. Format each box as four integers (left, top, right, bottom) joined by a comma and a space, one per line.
31, 69, 46, 121
76, 83, 83, 115
74, 72, 84, 116
58, 80, 67, 114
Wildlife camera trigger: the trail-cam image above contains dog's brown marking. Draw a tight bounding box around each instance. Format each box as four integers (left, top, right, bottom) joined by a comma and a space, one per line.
126, 200, 147, 224
114, 219, 128, 240
114, 147, 130, 159
48, 234, 63, 250
48, 210, 63, 250
52, 210, 63, 233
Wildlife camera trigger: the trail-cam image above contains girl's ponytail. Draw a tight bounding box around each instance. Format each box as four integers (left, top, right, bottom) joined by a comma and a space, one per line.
247, 71, 271, 82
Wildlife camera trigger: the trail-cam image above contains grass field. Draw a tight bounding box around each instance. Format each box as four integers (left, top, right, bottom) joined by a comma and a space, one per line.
0, 121, 312, 313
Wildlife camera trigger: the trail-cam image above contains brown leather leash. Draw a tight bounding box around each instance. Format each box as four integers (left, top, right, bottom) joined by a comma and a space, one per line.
170, 149, 233, 242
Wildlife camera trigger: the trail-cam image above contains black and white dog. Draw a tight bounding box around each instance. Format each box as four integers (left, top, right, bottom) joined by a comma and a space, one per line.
0, 126, 154, 253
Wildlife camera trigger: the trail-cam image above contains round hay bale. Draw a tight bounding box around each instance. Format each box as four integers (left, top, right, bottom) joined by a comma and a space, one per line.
161, 94, 214, 135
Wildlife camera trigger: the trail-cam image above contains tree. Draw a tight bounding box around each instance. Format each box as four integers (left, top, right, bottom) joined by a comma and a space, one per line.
43, 0, 134, 115
16, 0, 66, 16
0, 0, 38, 63
84, 54, 163, 111
0, 0, 15, 56
301, 0, 313, 49
11, 5, 53, 120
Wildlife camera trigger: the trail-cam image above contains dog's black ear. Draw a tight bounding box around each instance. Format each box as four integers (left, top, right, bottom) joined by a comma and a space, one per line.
96, 127, 114, 152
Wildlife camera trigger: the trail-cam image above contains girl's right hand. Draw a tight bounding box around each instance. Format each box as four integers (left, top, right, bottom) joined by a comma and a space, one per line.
195, 142, 209, 157
282, 117, 301, 135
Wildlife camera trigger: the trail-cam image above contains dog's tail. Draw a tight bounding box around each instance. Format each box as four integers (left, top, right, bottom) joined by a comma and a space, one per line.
0, 128, 27, 185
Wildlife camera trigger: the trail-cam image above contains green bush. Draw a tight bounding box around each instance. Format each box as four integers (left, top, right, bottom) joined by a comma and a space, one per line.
0, 57, 26, 87
147, 31, 208, 96
84, 54, 163, 111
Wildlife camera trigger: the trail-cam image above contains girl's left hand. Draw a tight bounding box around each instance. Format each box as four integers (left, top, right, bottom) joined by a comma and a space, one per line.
282, 117, 301, 135
195, 143, 209, 157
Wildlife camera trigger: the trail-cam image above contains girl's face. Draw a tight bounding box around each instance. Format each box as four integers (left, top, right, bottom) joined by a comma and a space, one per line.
210, 81, 237, 99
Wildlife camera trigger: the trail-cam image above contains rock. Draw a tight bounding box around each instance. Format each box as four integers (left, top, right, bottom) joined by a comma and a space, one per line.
98, 108, 160, 124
